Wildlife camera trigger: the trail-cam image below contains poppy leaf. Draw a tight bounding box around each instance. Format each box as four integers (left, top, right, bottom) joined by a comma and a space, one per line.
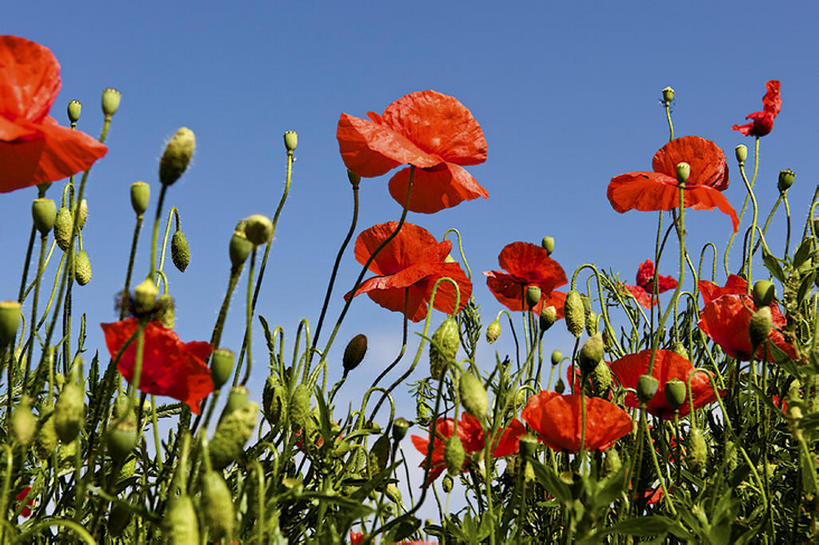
793, 237, 814, 268
603, 515, 687, 538
528, 458, 572, 505
761, 249, 786, 283
797, 271, 816, 304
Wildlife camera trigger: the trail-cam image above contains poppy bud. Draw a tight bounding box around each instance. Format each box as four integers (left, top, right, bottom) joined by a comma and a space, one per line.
244, 214, 273, 246
664, 378, 686, 410
578, 334, 604, 375
36, 410, 58, 460
32, 198, 57, 235
130, 181, 150, 216
603, 448, 622, 476
585, 310, 598, 336
290, 384, 312, 431
662, 86, 675, 104
159, 127, 195, 186
283, 130, 298, 152
54, 383, 84, 443
519, 433, 538, 458
735, 144, 748, 165
220, 386, 250, 422
210, 348, 234, 390
107, 420, 138, 462
54, 207, 73, 251
749, 306, 773, 349
108, 503, 132, 538
551, 350, 562, 366
112, 394, 134, 421
74, 250, 92, 286
368, 433, 391, 476
101, 88, 122, 117
77, 199, 88, 230
539, 305, 557, 333
262, 376, 287, 427
554, 378, 566, 394
347, 169, 361, 188
429, 317, 459, 380
459, 372, 488, 419
590, 360, 612, 396
201, 470, 235, 540
11, 398, 37, 446
486, 320, 501, 344
416, 401, 430, 422
343, 334, 368, 373
671, 342, 688, 360
777, 169, 795, 192
752, 280, 775, 308
525, 286, 541, 309
163, 493, 199, 545
636, 374, 659, 404
686, 427, 707, 475
134, 278, 158, 315
444, 435, 465, 476
675, 162, 690, 185
385, 483, 402, 504
153, 294, 175, 329
441, 475, 454, 493
541, 236, 555, 255
0, 301, 22, 347
392, 417, 410, 442
564, 290, 585, 338
229, 229, 253, 268
209, 401, 258, 470
67, 99, 82, 123
171, 231, 190, 272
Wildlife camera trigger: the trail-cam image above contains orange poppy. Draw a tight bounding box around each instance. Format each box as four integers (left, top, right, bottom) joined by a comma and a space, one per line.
483, 242, 567, 315
621, 259, 678, 309
521, 391, 632, 453
698, 274, 748, 305
732, 80, 781, 137
607, 136, 739, 232
0, 36, 107, 193
609, 349, 721, 419
100, 318, 214, 414
337, 90, 488, 213
347, 222, 472, 322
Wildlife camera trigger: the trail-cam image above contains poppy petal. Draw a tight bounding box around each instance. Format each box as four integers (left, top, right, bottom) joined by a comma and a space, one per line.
388, 163, 489, 214
493, 418, 525, 457
623, 284, 655, 309
354, 222, 450, 276
698, 274, 747, 305
762, 80, 782, 117
651, 136, 729, 191
497, 242, 567, 290
0, 36, 61, 122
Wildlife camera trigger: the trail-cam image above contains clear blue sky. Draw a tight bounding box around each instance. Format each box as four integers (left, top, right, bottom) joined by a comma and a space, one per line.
3, 1, 817, 446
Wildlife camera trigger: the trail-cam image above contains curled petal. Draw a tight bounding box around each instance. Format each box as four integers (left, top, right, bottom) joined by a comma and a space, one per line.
651, 136, 729, 190
0, 36, 61, 122
388, 163, 488, 214
354, 222, 450, 276
698, 274, 747, 306
497, 242, 567, 290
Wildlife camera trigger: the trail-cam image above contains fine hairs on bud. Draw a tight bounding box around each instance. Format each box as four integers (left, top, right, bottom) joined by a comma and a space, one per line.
159, 127, 195, 186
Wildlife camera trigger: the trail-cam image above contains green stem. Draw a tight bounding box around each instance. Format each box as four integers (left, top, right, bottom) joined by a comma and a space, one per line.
238, 247, 257, 386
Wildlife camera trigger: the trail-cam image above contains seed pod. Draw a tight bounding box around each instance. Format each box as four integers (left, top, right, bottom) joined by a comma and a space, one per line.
752, 280, 775, 308
162, 493, 199, 545
171, 231, 190, 272
686, 427, 707, 475
11, 398, 37, 446
289, 384, 311, 431
342, 334, 368, 373
578, 333, 604, 374
564, 290, 585, 337
244, 214, 273, 246
220, 386, 250, 422
134, 278, 158, 315
108, 502, 132, 538
392, 417, 410, 442
159, 127, 195, 186
664, 378, 687, 410
551, 350, 562, 366
441, 475, 454, 493
429, 317, 459, 380
153, 294, 175, 329
444, 435, 465, 476
749, 306, 773, 349
283, 130, 298, 152
201, 470, 234, 540
74, 250, 92, 286
525, 286, 541, 309
54, 383, 84, 443
262, 376, 287, 428
54, 207, 73, 251
459, 372, 488, 419
210, 348, 235, 390
209, 402, 259, 470
101, 88, 122, 117
636, 374, 659, 405
485, 320, 501, 344
0, 301, 22, 347
541, 236, 555, 255
603, 448, 622, 477
539, 305, 557, 333
662, 86, 675, 103
107, 421, 138, 463
735, 144, 748, 165
130, 181, 150, 216
368, 433, 391, 476
590, 360, 612, 396
77, 199, 88, 230
675, 162, 690, 184
777, 169, 795, 192
32, 198, 57, 235
67, 99, 82, 123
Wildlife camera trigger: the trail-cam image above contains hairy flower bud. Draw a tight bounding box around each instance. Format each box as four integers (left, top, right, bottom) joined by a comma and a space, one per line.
163, 493, 199, 545
209, 402, 258, 470
77, 199, 88, 230
664, 378, 687, 410
244, 214, 273, 246
735, 144, 748, 165
444, 435, 465, 476
749, 306, 773, 349
343, 334, 368, 373
210, 348, 234, 390
67, 99, 81, 123
429, 318, 459, 380
107, 420, 138, 462
636, 374, 659, 404
159, 127, 195, 186
0, 301, 22, 347
101, 88, 122, 117
590, 360, 612, 396
283, 130, 298, 152
541, 236, 555, 255
262, 376, 287, 427
486, 320, 501, 344
777, 169, 795, 192
220, 386, 250, 422
134, 278, 158, 315
171, 231, 190, 272
290, 384, 312, 431
11, 398, 37, 446
130, 181, 150, 215
32, 198, 56, 235
686, 427, 707, 475
54, 207, 73, 251
54, 383, 84, 443
603, 448, 622, 476
671, 342, 689, 360
539, 305, 557, 333
752, 280, 775, 308
74, 250, 92, 286
578, 333, 604, 375
201, 470, 234, 540
153, 294, 175, 329
459, 372, 488, 419
564, 290, 585, 338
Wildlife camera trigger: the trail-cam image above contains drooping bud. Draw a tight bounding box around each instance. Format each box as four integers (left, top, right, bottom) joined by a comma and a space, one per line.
32, 198, 57, 235
163, 493, 199, 545
603, 448, 622, 476
54, 207, 73, 251
675, 162, 690, 185
486, 320, 501, 344
749, 306, 773, 349
551, 350, 562, 366
429, 317, 459, 380
777, 169, 795, 192
134, 278, 158, 315
590, 360, 612, 396
664, 378, 686, 410
368, 433, 391, 476
54, 382, 85, 443
67, 99, 82, 123
347, 169, 361, 188
519, 433, 538, 458
564, 290, 585, 337
101, 88, 122, 117
661, 86, 675, 104
35, 409, 58, 460
585, 310, 598, 336
159, 127, 195, 186
343, 334, 367, 373
441, 474, 454, 493
107, 420, 138, 462
686, 427, 707, 475
459, 372, 488, 419
525, 286, 541, 309
201, 470, 235, 540
541, 236, 555, 255
752, 280, 775, 308
262, 376, 287, 427
244, 214, 273, 246
636, 374, 659, 404
229, 225, 253, 268
77, 199, 88, 230
130, 181, 150, 216
444, 435, 465, 476
289, 384, 312, 431
74, 250, 92, 286
539, 305, 557, 333
167, 230, 191, 272
578, 333, 604, 375
0, 301, 22, 347
210, 348, 235, 390
220, 386, 250, 421
735, 144, 748, 165
11, 397, 37, 446
392, 417, 410, 442
209, 402, 259, 470
283, 130, 298, 152
554, 378, 566, 394
153, 294, 175, 329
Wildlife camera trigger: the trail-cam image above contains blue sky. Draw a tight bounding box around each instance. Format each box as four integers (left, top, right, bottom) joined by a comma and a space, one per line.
3, 1, 818, 497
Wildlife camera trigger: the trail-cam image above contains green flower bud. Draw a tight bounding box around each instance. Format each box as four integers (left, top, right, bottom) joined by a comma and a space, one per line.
429, 317, 459, 380
752, 280, 775, 308
130, 181, 150, 216
209, 402, 258, 470
590, 360, 612, 396
77, 199, 88, 230
368, 433, 391, 476
108, 502, 132, 538
101, 88, 122, 117
554, 378, 566, 394
36, 409, 58, 460
0, 301, 22, 347
159, 127, 195, 186
416, 401, 430, 422
112, 394, 134, 422
444, 435, 465, 476
551, 349, 562, 366
153, 293, 175, 329
664, 378, 686, 410
107, 420, 138, 462
385, 483, 402, 504
519, 433, 538, 458
262, 376, 287, 428
564, 290, 585, 337
210, 348, 235, 390
229, 228, 253, 268
777, 169, 795, 192
749, 306, 773, 349
54, 383, 84, 443
343, 334, 368, 373
636, 374, 659, 404
283, 130, 298, 152
167, 230, 190, 273
290, 384, 312, 430
74, 250, 92, 286
11, 397, 37, 446
441, 474, 454, 493
486, 320, 501, 344
541, 236, 555, 255
539, 305, 557, 333
585, 310, 598, 336
603, 448, 622, 476
54, 206, 73, 251
525, 285, 541, 309
163, 493, 199, 545
392, 417, 410, 442
134, 278, 158, 315
578, 333, 604, 375
686, 427, 707, 475
32, 198, 56, 235
459, 372, 488, 419
201, 470, 235, 540
671, 342, 689, 360
67, 99, 82, 123
675, 162, 690, 185
244, 214, 273, 246
347, 169, 361, 188
662, 86, 675, 104
220, 386, 250, 422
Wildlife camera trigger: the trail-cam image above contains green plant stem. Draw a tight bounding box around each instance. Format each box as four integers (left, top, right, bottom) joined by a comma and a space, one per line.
17, 225, 36, 303
723, 137, 760, 275
642, 415, 676, 515
22, 233, 48, 390
149, 184, 168, 277
237, 247, 257, 387
739, 160, 760, 286
156, 206, 180, 279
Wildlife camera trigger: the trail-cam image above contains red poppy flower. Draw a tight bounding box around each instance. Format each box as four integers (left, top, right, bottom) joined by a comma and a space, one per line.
607, 136, 739, 232
410, 412, 520, 483
521, 391, 633, 453
337, 90, 488, 213
609, 349, 722, 419
732, 80, 782, 137
483, 242, 567, 315
698, 293, 795, 362
0, 36, 107, 193
621, 260, 678, 309
347, 222, 472, 322
15, 486, 34, 518
100, 318, 214, 414
698, 274, 747, 305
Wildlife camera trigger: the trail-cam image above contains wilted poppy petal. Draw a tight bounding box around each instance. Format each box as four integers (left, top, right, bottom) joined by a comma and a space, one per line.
388, 163, 489, 214
762, 80, 782, 117
733, 81, 781, 137
0, 36, 61, 122
651, 136, 729, 191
